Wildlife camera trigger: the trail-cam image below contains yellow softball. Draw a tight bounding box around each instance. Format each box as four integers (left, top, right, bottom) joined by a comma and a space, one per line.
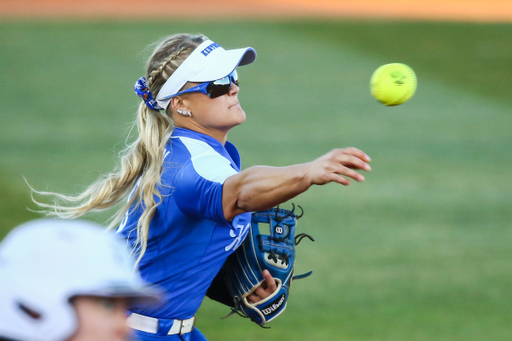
370, 63, 417, 106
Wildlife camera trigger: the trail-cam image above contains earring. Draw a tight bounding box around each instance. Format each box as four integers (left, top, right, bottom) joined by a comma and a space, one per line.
177, 109, 192, 117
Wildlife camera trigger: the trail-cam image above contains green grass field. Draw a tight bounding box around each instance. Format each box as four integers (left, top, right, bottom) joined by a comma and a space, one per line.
1, 19, 512, 340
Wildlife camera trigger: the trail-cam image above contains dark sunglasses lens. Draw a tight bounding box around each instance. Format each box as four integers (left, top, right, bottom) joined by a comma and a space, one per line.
207, 71, 240, 98
207, 82, 230, 99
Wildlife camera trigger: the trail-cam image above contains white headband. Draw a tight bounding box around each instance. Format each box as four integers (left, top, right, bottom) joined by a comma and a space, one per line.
156, 40, 256, 110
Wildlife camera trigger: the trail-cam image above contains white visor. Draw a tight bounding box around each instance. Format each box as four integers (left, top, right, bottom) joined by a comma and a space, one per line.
156, 40, 256, 110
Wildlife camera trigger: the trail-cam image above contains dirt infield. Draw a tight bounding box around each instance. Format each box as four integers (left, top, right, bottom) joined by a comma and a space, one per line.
2, 0, 512, 22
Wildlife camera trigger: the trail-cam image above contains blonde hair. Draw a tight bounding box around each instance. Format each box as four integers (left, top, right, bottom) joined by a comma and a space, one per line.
32, 33, 208, 264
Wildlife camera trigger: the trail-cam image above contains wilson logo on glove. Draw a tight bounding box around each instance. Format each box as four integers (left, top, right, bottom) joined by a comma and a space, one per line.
261, 293, 286, 316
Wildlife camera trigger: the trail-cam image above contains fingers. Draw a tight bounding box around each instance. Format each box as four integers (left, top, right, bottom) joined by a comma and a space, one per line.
247, 293, 259, 303
247, 287, 266, 303
246, 270, 277, 304
328, 148, 372, 184
247, 286, 267, 303
309, 148, 372, 186
339, 147, 371, 163
263, 269, 277, 293
335, 170, 363, 184
331, 149, 372, 172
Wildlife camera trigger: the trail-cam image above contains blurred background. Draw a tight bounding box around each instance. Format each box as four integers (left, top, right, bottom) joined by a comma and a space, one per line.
1, 0, 512, 340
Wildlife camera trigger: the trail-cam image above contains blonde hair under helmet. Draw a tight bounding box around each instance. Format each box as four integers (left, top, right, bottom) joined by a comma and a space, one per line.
0, 219, 161, 341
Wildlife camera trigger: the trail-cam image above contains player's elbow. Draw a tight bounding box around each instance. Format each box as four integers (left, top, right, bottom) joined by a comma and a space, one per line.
222, 174, 247, 222
223, 184, 258, 221
235, 191, 253, 213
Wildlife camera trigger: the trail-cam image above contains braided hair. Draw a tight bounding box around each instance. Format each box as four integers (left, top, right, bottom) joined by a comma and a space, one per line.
31, 33, 208, 264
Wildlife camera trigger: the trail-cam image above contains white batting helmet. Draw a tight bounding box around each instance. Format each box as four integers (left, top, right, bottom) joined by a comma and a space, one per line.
0, 218, 160, 341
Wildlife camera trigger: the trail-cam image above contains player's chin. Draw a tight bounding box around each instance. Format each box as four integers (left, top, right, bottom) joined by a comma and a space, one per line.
230, 106, 246, 125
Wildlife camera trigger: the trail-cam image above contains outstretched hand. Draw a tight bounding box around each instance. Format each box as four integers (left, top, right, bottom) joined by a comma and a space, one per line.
307, 147, 371, 186
247, 269, 277, 304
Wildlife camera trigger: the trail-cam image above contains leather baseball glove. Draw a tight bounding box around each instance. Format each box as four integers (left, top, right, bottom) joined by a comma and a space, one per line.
207, 204, 314, 326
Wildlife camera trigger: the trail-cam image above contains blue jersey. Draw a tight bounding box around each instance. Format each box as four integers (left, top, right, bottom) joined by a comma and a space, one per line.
116, 127, 251, 320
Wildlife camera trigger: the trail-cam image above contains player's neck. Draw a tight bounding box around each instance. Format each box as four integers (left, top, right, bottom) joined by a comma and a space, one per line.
175, 121, 229, 145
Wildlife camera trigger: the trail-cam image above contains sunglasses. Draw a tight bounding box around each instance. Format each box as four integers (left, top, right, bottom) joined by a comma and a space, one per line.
168, 70, 239, 99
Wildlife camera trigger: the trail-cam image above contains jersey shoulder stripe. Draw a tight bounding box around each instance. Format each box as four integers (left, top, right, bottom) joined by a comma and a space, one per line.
175, 136, 237, 183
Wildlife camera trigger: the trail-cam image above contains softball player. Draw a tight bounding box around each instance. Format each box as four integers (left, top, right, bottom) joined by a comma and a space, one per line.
0, 219, 160, 341
32, 33, 371, 340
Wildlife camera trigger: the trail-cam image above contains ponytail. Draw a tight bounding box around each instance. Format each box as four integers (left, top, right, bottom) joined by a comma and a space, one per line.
31, 33, 208, 264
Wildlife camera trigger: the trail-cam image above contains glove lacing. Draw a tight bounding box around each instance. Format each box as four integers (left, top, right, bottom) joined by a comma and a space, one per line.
221, 297, 271, 329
